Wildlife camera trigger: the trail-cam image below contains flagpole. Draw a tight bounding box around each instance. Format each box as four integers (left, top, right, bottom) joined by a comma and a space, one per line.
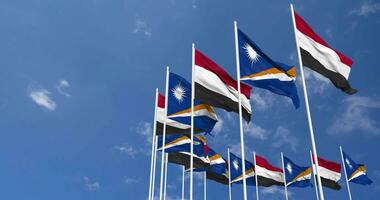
164, 153, 168, 200
148, 89, 159, 200
233, 20, 248, 200
340, 146, 353, 200
159, 66, 170, 200
151, 135, 158, 200
204, 172, 207, 200
228, 148, 232, 200
281, 152, 288, 200
190, 43, 195, 200
182, 166, 185, 200
290, 4, 325, 200
310, 150, 320, 200
253, 152, 259, 200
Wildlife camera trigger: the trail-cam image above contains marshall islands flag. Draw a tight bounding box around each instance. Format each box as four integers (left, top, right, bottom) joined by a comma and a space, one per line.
283, 156, 312, 187
167, 72, 218, 134
238, 29, 300, 108
342, 151, 373, 185
229, 152, 256, 185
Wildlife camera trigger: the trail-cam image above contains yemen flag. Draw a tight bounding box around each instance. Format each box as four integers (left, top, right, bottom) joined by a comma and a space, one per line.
255, 155, 284, 187
294, 11, 357, 94
194, 49, 252, 122
156, 93, 203, 135
312, 156, 342, 190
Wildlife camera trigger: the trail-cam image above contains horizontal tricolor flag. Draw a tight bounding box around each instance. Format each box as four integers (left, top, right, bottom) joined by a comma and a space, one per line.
283, 156, 312, 187
294, 11, 357, 94
342, 151, 372, 185
194, 49, 252, 122
255, 154, 284, 187
156, 93, 203, 135
312, 156, 342, 190
167, 72, 218, 134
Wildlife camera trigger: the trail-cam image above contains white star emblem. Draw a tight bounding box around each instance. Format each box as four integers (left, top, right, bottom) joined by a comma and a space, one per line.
171, 83, 186, 103
243, 43, 260, 65
286, 163, 293, 174
346, 158, 353, 169
233, 160, 239, 171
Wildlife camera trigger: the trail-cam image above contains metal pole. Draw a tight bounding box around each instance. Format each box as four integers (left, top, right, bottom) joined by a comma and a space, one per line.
204, 172, 207, 200
310, 151, 320, 200
281, 152, 288, 200
228, 148, 232, 200
151, 135, 158, 200
340, 146, 353, 200
290, 4, 324, 200
159, 67, 170, 200
182, 166, 185, 200
163, 153, 168, 200
254, 152, 259, 200
190, 43, 195, 200
233, 20, 248, 200
148, 89, 159, 200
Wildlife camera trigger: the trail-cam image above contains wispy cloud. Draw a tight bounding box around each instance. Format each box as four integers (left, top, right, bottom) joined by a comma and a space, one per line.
56, 79, 71, 97
114, 143, 138, 158
244, 123, 269, 140
83, 176, 100, 191
261, 187, 291, 197
29, 88, 56, 111
301, 68, 330, 95
324, 27, 333, 40
136, 122, 153, 144
124, 177, 141, 184
191, 0, 198, 9
349, 1, 380, 16
133, 19, 152, 37
271, 126, 299, 152
328, 96, 380, 135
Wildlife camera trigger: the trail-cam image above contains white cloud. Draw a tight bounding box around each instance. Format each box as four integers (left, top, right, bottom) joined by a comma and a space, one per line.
328, 96, 380, 135
56, 79, 71, 97
302, 68, 330, 94
115, 143, 138, 158
83, 176, 100, 191
124, 177, 141, 184
261, 187, 291, 197
271, 126, 299, 152
29, 88, 56, 111
325, 27, 333, 40
136, 122, 153, 144
191, 0, 198, 9
133, 19, 152, 37
244, 123, 269, 140
212, 117, 223, 135
350, 1, 380, 16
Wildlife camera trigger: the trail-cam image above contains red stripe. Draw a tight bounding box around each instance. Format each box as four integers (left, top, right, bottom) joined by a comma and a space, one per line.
294, 11, 353, 67
158, 93, 165, 108
312, 155, 341, 173
195, 49, 251, 99
255, 155, 283, 173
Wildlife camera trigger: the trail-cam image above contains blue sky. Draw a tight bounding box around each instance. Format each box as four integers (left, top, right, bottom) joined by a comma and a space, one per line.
0, 0, 379, 199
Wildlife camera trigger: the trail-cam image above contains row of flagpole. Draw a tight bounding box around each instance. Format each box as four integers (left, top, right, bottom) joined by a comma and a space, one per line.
145, 4, 359, 200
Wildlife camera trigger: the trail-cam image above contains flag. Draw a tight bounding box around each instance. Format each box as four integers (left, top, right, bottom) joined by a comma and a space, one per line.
283, 156, 312, 187
156, 93, 203, 135
238, 29, 300, 108
255, 154, 284, 187
156, 134, 191, 153
167, 72, 218, 133
294, 11, 357, 94
194, 49, 252, 122
229, 152, 255, 185
342, 151, 373, 185
194, 147, 229, 185
312, 156, 342, 190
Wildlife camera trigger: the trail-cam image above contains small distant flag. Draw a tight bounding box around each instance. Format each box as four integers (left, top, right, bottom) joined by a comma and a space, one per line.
156, 93, 203, 135
167, 72, 218, 134
255, 154, 284, 187
229, 152, 255, 185
156, 135, 191, 153
194, 147, 229, 185
294, 11, 357, 94
283, 156, 312, 187
342, 151, 373, 185
238, 29, 300, 108
194, 49, 252, 122
312, 156, 342, 190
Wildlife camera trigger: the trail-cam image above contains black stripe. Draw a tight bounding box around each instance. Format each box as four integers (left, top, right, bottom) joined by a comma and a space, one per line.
300, 48, 357, 95
314, 175, 341, 190
195, 82, 251, 122
168, 152, 210, 169
257, 176, 284, 187
206, 172, 229, 185
156, 122, 203, 135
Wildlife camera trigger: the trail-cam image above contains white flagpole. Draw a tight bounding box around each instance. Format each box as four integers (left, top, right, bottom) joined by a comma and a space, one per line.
164, 153, 168, 200
228, 148, 232, 200
159, 66, 170, 200
253, 152, 259, 200
281, 152, 288, 200
233, 20, 248, 200
310, 150, 320, 200
148, 89, 159, 200
340, 146, 353, 200
182, 166, 185, 200
289, 4, 325, 200
204, 172, 207, 200
190, 43, 195, 200
151, 135, 158, 200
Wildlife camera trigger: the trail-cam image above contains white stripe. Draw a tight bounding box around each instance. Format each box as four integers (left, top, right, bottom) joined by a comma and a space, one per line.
210, 157, 225, 165
241, 73, 295, 82
231, 170, 255, 183
348, 171, 366, 181
157, 138, 191, 150
256, 165, 284, 183
313, 164, 341, 182
157, 107, 192, 129
168, 107, 218, 121
195, 65, 252, 114
287, 172, 311, 186
296, 30, 351, 79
